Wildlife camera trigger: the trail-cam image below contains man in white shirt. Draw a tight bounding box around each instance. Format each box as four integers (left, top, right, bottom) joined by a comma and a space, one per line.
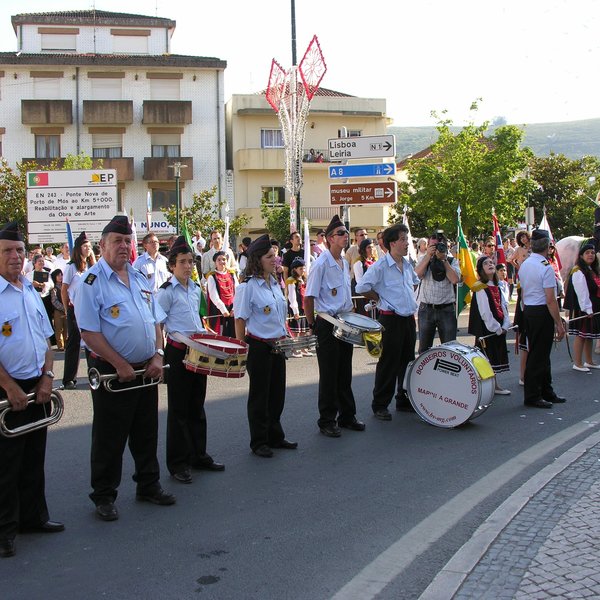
132, 233, 170, 293
53, 243, 71, 273
201, 230, 237, 276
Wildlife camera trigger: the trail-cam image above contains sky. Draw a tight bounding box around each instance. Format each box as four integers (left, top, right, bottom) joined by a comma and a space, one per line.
0, 0, 598, 127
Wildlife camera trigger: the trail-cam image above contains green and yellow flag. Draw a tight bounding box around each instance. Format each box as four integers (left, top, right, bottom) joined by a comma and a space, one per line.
456, 207, 477, 315
181, 215, 208, 316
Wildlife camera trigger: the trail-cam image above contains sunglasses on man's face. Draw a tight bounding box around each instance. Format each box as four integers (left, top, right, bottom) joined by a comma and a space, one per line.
332, 229, 349, 237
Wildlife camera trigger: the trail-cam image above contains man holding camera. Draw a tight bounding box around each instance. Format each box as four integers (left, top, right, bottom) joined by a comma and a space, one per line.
415, 232, 461, 354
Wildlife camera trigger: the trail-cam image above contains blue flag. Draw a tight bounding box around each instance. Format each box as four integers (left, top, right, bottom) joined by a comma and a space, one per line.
66, 218, 74, 253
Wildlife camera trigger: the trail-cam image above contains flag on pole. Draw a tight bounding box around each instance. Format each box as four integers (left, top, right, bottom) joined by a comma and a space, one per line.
402, 205, 416, 263
129, 209, 138, 264
222, 214, 230, 254
181, 215, 207, 315
539, 207, 562, 270
146, 191, 152, 233
65, 218, 74, 254
303, 218, 311, 277
492, 211, 507, 265
456, 206, 477, 315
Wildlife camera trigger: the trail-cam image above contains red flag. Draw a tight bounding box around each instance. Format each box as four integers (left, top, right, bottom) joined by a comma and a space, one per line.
492, 213, 506, 265
129, 210, 138, 264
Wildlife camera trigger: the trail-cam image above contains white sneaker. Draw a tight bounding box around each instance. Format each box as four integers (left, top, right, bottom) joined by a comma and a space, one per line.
494, 388, 511, 395
519, 379, 524, 386
584, 362, 600, 369
573, 364, 591, 372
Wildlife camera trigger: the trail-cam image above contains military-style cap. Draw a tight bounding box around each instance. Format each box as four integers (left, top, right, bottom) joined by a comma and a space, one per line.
531, 229, 550, 241
74, 231, 88, 248
247, 233, 271, 256
579, 239, 596, 254
0, 222, 23, 242
290, 257, 305, 269
102, 215, 132, 235
168, 235, 192, 258
325, 215, 345, 237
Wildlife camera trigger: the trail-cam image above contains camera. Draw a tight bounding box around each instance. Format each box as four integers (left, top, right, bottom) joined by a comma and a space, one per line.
435, 241, 447, 254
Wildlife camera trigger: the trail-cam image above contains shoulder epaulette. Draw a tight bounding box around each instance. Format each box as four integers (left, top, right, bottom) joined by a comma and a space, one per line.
570, 265, 581, 275
194, 281, 201, 288
227, 269, 237, 275
285, 277, 296, 285
206, 270, 215, 278
84, 273, 97, 285
471, 281, 486, 293
541, 259, 550, 266
159, 280, 172, 290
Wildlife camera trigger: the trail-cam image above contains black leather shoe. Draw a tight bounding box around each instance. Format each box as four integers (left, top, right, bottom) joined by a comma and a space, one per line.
96, 503, 119, 521
136, 488, 176, 506
373, 409, 392, 421
21, 520, 65, 533
339, 419, 366, 431
270, 439, 298, 449
63, 380, 77, 390
546, 395, 566, 404
173, 469, 192, 484
193, 461, 225, 472
525, 399, 553, 408
0, 539, 15, 558
319, 424, 342, 438
252, 445, 274, 458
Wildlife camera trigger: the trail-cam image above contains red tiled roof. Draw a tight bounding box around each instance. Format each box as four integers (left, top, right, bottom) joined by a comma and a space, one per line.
12, 10, 175, 31
257, 86, 354, 98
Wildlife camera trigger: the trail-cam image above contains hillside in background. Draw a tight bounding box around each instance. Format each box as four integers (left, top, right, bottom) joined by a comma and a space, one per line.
389, 118, 600, 160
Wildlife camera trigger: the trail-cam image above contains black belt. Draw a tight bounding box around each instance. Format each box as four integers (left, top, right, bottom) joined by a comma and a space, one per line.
420, 302, 454, 309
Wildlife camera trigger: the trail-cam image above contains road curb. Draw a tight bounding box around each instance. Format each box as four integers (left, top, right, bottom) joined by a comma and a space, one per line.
418, 427, 600, 600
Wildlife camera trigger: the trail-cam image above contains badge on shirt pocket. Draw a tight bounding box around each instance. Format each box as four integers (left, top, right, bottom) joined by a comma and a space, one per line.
2, 321, 12, 337
141, 290, 152, 306
110, 305, 120, 318
331, 288, 337, 297
264, 306, 271, 314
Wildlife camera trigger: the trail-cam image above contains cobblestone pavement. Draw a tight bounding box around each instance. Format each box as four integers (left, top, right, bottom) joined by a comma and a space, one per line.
452, 439, 600, 599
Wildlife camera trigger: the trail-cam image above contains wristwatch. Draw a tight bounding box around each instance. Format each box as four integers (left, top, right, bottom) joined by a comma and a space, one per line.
155, 349, 165, 357
43, 370, 55, 379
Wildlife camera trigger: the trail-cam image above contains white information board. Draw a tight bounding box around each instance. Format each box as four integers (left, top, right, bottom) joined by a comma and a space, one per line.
26, 169, 118, 243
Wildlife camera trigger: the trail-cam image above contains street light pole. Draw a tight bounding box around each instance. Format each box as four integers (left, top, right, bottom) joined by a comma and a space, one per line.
169, 161, 187, 235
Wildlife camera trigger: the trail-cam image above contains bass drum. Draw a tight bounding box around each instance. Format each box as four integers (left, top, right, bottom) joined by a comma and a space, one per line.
404, 341, 496, 428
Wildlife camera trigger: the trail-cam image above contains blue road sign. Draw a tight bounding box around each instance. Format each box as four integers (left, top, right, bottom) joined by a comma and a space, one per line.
328, 163, 396, 179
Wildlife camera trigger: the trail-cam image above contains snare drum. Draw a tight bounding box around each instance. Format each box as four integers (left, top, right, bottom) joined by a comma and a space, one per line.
403, 341, 495, 428
331, 312, 383, 357
183, 333, 248, 378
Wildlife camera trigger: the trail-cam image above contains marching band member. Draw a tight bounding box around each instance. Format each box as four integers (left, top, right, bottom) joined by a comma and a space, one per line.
468, 256, 512, 395
206, 250, 238, 337
518, 229, 566, 408
233, 234, 296, 458
61, 231, 96, 389
0, 222, 64, 559
355, 223, 420, 421
157, 237, 224, 484
305, 215, 365, 437
564, 240, 600, 372
76, 215, 175, 522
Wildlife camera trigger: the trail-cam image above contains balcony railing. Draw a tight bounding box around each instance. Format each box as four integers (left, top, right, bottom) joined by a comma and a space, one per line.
300, 207, 339, 221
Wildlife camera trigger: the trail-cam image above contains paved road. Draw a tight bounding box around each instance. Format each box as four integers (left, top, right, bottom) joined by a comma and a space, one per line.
1, 324, 598, 599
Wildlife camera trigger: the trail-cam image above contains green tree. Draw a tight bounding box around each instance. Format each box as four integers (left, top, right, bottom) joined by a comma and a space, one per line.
528, 153, 600, 239
391, 105, 535, 240
260, 199, 291, 245
162, 186, 250, 241
62, 151, 98, 170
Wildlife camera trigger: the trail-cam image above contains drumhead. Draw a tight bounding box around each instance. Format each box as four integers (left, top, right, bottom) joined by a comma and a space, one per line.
405, 345, 488, 428
190, 334, 246, 352
337, 312, 382, 332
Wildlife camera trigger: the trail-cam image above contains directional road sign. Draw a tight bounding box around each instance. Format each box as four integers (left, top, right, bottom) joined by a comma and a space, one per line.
329, 182, 397, 206
328, 134, 396, 160
328, 163, 396, 179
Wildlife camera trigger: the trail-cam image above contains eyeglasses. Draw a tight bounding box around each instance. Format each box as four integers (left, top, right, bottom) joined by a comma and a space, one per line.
332, 229, 349, 237
486, 244, 496, 248
357, 232, 367, 237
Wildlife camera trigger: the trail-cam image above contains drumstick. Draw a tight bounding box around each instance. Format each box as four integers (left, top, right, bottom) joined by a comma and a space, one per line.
566, 311, 600, 323
478, 325, 518, 344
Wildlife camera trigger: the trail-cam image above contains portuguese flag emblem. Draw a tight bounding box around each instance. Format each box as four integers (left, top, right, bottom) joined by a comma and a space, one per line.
28, 172, 49, 186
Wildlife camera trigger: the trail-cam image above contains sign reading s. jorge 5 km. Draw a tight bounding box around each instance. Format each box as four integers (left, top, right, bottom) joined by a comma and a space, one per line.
328, 134, 396, 160
329, 182, 397, 206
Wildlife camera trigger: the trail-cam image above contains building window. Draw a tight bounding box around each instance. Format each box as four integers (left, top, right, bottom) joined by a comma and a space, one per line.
348, 130, 362, 137
261, 186, 285, 206
150, 79, 180, 100
261, 129, 284, 149
33, 78, 60, 99
113, 35, 148, 55
151, 188, 177, 212
35, 135, 60, 158
151, 133, 181, 158
92, 133, 123, 158
41, 33, 76, 52
90, 78, 122, 100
